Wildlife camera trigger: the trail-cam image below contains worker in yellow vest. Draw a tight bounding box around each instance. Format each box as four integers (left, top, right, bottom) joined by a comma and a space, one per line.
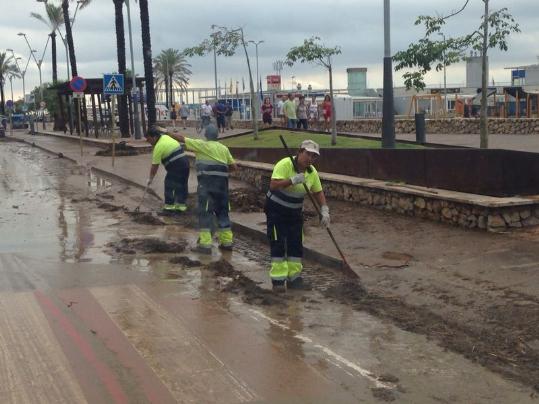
144, 127, 190, 213
170, 124, 237, 253
265, 140, 330, 289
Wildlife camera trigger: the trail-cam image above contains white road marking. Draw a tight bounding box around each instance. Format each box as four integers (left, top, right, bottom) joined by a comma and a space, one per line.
248, 307, 396, 390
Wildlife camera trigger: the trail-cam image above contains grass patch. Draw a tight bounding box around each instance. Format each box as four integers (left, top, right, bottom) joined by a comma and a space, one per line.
221, 130, 422, 149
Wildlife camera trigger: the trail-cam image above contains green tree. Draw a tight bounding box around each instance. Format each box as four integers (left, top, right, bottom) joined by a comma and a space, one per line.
0, 53, 19, 115
113, 0, 129, 137
153, 48, 192, 108
138, 0, 156, 127
31, 2, 64, 84
393, 0, 520, 148
184, 26, 259, 139
285, 36, 341, 145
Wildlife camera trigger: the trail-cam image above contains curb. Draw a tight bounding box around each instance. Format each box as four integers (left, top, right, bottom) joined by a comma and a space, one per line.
13, 135, 348, 274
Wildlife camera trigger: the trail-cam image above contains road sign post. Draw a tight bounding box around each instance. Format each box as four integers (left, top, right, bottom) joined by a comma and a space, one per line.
103, 74, 124, 166
69, 76, 87, 143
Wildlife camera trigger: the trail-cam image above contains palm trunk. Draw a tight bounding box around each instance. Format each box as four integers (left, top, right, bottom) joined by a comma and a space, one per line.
62, 0, 79, 134
0, 79, 5, 115
62, 0, 77, 77
113, 0, 130, 137
329, 63, 337, 145
51, 32, 58, 84
139, 0, 156, 127
480, 0, 489, 149
165, 75, 169, 108
169, 71, 173, 107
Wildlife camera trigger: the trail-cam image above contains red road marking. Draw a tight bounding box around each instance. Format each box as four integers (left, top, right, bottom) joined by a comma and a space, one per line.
34, 290, 129, 404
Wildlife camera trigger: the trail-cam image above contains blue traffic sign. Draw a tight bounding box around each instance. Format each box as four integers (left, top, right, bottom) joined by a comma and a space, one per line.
6, 100, 13, 110
103, 74, 124, 95
69, 76, 87, 92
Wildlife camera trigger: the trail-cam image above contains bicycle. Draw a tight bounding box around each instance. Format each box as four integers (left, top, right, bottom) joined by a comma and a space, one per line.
196, 115, 211, 134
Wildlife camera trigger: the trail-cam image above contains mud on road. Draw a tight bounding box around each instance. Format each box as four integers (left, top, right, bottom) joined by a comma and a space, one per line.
3, 140, 539, 400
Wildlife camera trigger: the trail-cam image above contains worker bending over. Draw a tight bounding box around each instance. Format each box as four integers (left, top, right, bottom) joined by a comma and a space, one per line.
145, 127, 190, 213
170, 124, 237, 253
265, 140, 330, 289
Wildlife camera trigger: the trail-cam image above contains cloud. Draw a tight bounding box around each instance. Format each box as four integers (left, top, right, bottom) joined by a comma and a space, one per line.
2, 0, 537, 99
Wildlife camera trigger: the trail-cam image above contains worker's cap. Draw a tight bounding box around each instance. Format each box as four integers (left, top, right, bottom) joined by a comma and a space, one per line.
204, 124, 219, 140
300, 139, 320, 155
146, 125, 163, 137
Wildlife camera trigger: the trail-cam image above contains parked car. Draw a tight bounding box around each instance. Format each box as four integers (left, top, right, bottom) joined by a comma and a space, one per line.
11, 114, 28, 129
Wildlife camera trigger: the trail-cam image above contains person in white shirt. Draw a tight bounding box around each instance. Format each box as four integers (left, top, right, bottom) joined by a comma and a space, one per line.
276, 98, 285, 127
308, 97, 319, 130
200, 101, 213, 127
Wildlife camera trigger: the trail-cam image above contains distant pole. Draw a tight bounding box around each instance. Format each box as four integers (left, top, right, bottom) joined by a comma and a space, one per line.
382, 0, 395, 148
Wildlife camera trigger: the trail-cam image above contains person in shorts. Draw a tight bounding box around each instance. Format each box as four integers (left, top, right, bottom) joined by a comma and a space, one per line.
179, 102, 189, 129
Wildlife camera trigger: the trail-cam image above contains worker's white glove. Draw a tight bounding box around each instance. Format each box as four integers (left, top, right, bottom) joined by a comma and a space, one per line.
290, 173, 305, 185
320, 205, 330, 228
146, 177, 154, 186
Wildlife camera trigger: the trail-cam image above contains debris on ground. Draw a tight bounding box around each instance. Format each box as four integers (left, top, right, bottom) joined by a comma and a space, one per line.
127, 211, 165, 225
169, 256, 202, 267
109, 238, 187, 254
206, 259, 288, 306
95, 141, 139, 157
97, 202, 124, 212
229, 188, 265, 212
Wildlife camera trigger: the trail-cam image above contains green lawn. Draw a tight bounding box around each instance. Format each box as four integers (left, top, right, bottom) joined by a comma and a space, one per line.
221, 130, 422, 149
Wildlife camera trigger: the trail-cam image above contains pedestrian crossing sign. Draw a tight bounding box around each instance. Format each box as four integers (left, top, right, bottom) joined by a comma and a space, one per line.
103, 74, 124, 95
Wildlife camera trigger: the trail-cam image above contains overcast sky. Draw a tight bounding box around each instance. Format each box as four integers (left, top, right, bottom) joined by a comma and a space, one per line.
2, 0, 538, 100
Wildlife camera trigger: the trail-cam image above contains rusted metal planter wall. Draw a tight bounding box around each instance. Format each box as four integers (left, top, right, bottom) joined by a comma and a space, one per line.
228, 147, 539, 197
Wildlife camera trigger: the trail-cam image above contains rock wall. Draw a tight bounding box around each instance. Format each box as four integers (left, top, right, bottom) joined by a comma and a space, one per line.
231, 161, 539, 232
168, 118, 539, 135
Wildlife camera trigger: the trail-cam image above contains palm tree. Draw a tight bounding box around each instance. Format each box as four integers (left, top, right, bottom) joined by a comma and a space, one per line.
113, 0, 129, 137
138, 0, 156, 126
0, 53, 19, 115
153, 49, 191, 108
31, 2, 64, 84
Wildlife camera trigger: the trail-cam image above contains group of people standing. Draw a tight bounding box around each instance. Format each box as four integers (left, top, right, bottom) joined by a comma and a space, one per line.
144, 124, 331, 290
262, 93, 332, 132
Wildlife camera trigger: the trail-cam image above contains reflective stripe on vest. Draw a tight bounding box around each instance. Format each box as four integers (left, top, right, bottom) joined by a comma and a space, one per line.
266, 190, 304, 210
196, 160, 229, 178
162, 147, 186, 167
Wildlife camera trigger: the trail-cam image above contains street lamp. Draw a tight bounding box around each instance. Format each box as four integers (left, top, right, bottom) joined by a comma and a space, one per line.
248, 40, 264, 94
382, 0, 395, 148
124, 0, 142, 139
210, 25, 219, 100
19, 32, 49, 129
6, 50, 28, 103
438, 32, 448, 115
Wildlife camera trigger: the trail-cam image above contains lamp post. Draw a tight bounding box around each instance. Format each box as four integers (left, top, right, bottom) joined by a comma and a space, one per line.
6, 50, 28, 103
438, 32, 448, 115
210, 25, 219, 100
248, 40, 264, 94
125, 0, 142, 139
19, 32, 49, 129
382, 0, 395, 148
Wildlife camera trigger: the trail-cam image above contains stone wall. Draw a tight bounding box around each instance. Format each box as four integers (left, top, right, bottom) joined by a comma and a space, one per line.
231, 161, 539, 232
168, 117, 539, 135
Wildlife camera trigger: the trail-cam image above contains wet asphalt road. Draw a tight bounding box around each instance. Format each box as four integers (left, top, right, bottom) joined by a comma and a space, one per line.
0, 140, 537, 403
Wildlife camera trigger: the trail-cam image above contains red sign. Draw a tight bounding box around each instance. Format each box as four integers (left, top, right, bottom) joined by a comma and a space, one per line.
267, 75, 281, 84
69, 76, 87, 92
267, 75, 281, 90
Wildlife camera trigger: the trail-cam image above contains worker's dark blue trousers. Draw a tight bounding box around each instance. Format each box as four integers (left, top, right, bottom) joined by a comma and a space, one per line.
164, 157, 190, 205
